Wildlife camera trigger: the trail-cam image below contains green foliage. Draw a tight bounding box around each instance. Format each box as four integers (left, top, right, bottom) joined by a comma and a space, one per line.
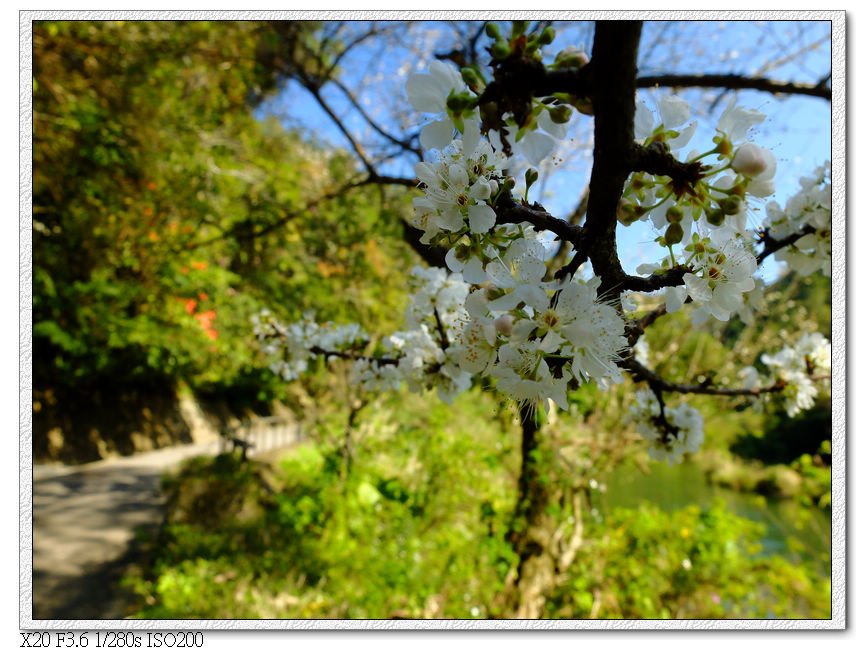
33, 21, 414, 397
129, 388, 520, 619
127, 387, 829, 620
547, 500, 829, 619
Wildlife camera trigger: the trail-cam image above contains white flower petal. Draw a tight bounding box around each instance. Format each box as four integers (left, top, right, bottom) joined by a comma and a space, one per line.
634, 101, 654, 141
462, 118, 482, 158
468, 203, 496, 233
659, 95, 690, 128
420, 119, 455, 150
518, 131, 555, 166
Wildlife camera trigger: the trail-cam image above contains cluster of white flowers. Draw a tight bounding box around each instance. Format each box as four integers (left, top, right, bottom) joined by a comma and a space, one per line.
637, 228, 759, 323
449, 271, 628, 411
621, 98, 775, 243
763, 161, 831, 277
406, 49, 572, 167
252, 310, 367, 382
629, 389, 705, 465
412, 134, 507, 251
754, 332, 831, 417
353, 267, 473, 403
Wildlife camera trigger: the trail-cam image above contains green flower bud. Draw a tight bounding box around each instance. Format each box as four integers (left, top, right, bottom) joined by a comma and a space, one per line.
553, 47, 589, 69
525, 168, 539, 192
548, 105, 573, 124
665, 205, 684, 224
616, 198, 639, 225
491, 41, 510, 60
706, 208, 725, 226
539, 26, 556, 45
503, 177, 516, 192
485, 22, 501, 40
575, 98, 594, 116
461, 67, 483, 92
446, 92, 476, 115
665, 222, 684, 245
719, 196, 743, 215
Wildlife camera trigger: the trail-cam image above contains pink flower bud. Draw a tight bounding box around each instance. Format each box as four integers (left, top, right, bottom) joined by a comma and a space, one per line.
493, 314, 514, 337
731, 143, 770, 178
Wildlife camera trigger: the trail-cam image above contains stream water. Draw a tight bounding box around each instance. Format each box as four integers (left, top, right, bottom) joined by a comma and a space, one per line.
599, 461, 831, 575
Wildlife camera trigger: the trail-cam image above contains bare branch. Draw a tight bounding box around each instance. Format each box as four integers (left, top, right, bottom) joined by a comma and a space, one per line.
636, 73, 830, 100
621, 266, 689, 293
629, 141, 707, 192
328, 76, 422, 159
622, 358, 790, 398
494, 194, 583, 244
309, 346, 399, 366
756, 225, 817, 265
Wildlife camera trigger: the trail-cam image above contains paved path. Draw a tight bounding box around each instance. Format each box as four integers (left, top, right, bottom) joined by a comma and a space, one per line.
32, 440, 223, 620
32, 418, 303, 621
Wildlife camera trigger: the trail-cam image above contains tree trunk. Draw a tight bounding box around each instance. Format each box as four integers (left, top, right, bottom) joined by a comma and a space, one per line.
505, 404, 558, 618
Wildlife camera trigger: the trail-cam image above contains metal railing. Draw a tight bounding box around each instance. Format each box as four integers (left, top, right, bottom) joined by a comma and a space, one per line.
220, 416, 303, 460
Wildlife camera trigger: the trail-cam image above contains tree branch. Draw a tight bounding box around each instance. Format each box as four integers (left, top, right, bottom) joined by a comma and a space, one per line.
582, 21, 643, 296
494, 193, 583, 245
636, 73, 831, 100
756, 225, 817, 264
621, 266, 689, 293
629, 141, 707, 194
622, 357, 788, 398
309, 346, 399, 366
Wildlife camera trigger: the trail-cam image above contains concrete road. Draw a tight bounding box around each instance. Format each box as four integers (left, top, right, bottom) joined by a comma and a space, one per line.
31, 440, 222, 620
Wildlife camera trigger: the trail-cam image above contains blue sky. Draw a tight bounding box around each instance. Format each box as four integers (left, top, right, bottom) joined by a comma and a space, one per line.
257, 20, 831, 282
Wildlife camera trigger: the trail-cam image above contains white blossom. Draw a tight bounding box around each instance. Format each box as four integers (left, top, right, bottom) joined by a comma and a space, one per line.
764, 161, 831, 277
760, 332, 830, 417
683, 231, 757, 322
630, 390, 704, 465
406, 60, 469, 150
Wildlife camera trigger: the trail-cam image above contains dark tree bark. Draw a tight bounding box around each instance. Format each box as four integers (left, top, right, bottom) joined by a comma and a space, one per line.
583, 21, 643, 298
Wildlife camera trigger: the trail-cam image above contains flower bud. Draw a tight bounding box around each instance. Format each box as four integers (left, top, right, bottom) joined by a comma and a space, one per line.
524, 168, 539, 191
617, 198, 639, 225
706, 208, 725, 226
719, 196, 743, 215
494, 314, 514, 337
554, 46, 589, 69
446, 92, 471, 113
548, 105, 573, 124
461, 67, 483, 90
574, 98, 594, 116
485, 22, 502, 40
539, 26, 556, 45
490, 41, 510, 60
511, 21, 529, 37
503, 177, 516, 192
665, 222, 684, 245
665, 205, 684, 224
731, 143, 770, 178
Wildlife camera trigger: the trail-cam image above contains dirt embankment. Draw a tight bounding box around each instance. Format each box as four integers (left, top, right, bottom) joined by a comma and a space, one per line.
32, 381, 235, 465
